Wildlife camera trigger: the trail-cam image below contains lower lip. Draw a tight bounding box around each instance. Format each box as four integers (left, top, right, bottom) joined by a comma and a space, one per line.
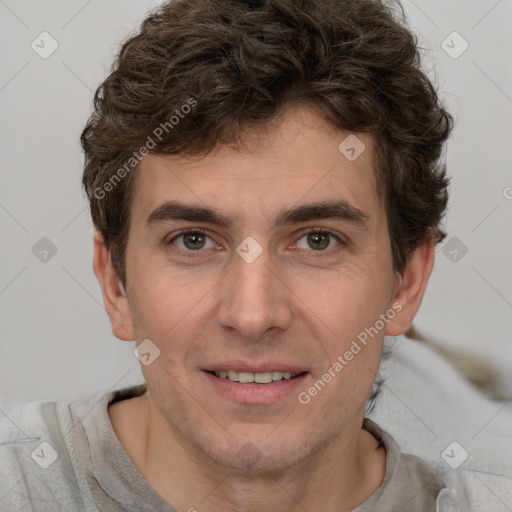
203, 371, 308, 404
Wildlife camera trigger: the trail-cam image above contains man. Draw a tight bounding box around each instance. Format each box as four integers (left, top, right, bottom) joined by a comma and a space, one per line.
1, 0, 508, 510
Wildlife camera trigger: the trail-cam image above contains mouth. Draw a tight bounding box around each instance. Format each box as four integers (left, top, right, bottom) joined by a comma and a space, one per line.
206, 370, 307, 383
202, 367, 309, 404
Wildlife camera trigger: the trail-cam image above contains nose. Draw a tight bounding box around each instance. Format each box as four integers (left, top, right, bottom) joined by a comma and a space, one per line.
217, 242, 293, 341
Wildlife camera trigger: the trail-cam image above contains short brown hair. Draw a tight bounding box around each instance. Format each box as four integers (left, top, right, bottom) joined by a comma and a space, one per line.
81, 0, 453, 286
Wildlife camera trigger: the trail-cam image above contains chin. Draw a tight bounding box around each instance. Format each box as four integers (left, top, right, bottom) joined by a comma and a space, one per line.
197, 428, 329, 474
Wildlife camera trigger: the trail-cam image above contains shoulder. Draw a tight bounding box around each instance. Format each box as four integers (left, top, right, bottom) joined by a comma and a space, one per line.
447, 469, 512, 511
359, 419, 512, 511
355, 419, 445, 511
0, 397, 98, 511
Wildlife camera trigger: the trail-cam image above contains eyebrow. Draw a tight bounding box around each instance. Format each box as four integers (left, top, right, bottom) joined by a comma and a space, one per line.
146, 199, 369, 229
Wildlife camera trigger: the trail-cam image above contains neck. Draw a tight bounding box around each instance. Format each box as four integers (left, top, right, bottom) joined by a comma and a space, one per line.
109, 393, 386, 512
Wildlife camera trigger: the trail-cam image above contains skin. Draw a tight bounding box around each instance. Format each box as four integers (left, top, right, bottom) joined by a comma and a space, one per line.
94, 104, 434, 512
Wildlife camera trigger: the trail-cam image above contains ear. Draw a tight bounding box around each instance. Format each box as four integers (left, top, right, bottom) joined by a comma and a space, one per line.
385, 236, 435, 337
93, 231, 134, 341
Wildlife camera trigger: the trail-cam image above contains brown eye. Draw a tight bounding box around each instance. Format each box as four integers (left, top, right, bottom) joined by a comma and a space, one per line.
306, 232, 330, 250
182, 232, 207, 250
295, 230, 342, 252
169, 229, 217, 253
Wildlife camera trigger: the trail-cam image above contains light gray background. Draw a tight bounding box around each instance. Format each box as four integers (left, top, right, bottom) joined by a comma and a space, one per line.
1, 0, 511, 403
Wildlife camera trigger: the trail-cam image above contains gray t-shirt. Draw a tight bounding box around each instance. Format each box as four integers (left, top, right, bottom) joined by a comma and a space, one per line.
0, 384, 503, 511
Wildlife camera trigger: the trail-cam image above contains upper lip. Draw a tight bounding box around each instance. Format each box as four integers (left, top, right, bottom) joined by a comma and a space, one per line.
203, 361, 308, 374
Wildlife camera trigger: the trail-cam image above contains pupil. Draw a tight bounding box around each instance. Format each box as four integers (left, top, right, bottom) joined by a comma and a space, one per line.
184, 232, 205, 250
309, 232, 329, 250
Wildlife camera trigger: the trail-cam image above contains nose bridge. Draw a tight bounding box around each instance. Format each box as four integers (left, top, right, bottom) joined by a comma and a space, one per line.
217, 241, 291, 340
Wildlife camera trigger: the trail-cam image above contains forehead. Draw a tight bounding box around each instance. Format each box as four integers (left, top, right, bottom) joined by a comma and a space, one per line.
131, 105, 382, 228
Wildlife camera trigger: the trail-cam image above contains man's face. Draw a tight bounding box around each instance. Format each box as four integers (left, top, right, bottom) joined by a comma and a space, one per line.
122, 105, 398, 471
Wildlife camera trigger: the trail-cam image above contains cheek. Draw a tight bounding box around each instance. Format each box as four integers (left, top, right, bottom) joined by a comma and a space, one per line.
127, 268, 219, 374
299, 288, 385, 410
128, 246, 201, 316
294, 267, 391, 386
299, 266, 391, 331
127, 278, 177, 345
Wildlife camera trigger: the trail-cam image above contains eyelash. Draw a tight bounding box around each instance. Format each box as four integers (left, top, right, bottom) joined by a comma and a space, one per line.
167, 228, 346, 258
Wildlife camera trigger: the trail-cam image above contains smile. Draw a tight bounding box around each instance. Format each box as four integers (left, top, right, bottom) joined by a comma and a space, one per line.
203, 370, 309, 404
212, 370, 301, 383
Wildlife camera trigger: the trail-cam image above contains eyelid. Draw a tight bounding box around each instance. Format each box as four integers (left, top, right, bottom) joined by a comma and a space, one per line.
167, 227, 212, 246
292, 227, 346, 254
296, 226, 347, 243
170, 227, 207, 236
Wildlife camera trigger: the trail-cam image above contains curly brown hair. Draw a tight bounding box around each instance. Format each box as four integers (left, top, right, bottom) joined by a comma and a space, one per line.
81, 0, 453, 287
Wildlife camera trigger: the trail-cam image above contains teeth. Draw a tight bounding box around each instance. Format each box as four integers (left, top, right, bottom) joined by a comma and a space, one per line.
238, 371, 255, 383
213, 370, 299, 383
254, 372, 273, 384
